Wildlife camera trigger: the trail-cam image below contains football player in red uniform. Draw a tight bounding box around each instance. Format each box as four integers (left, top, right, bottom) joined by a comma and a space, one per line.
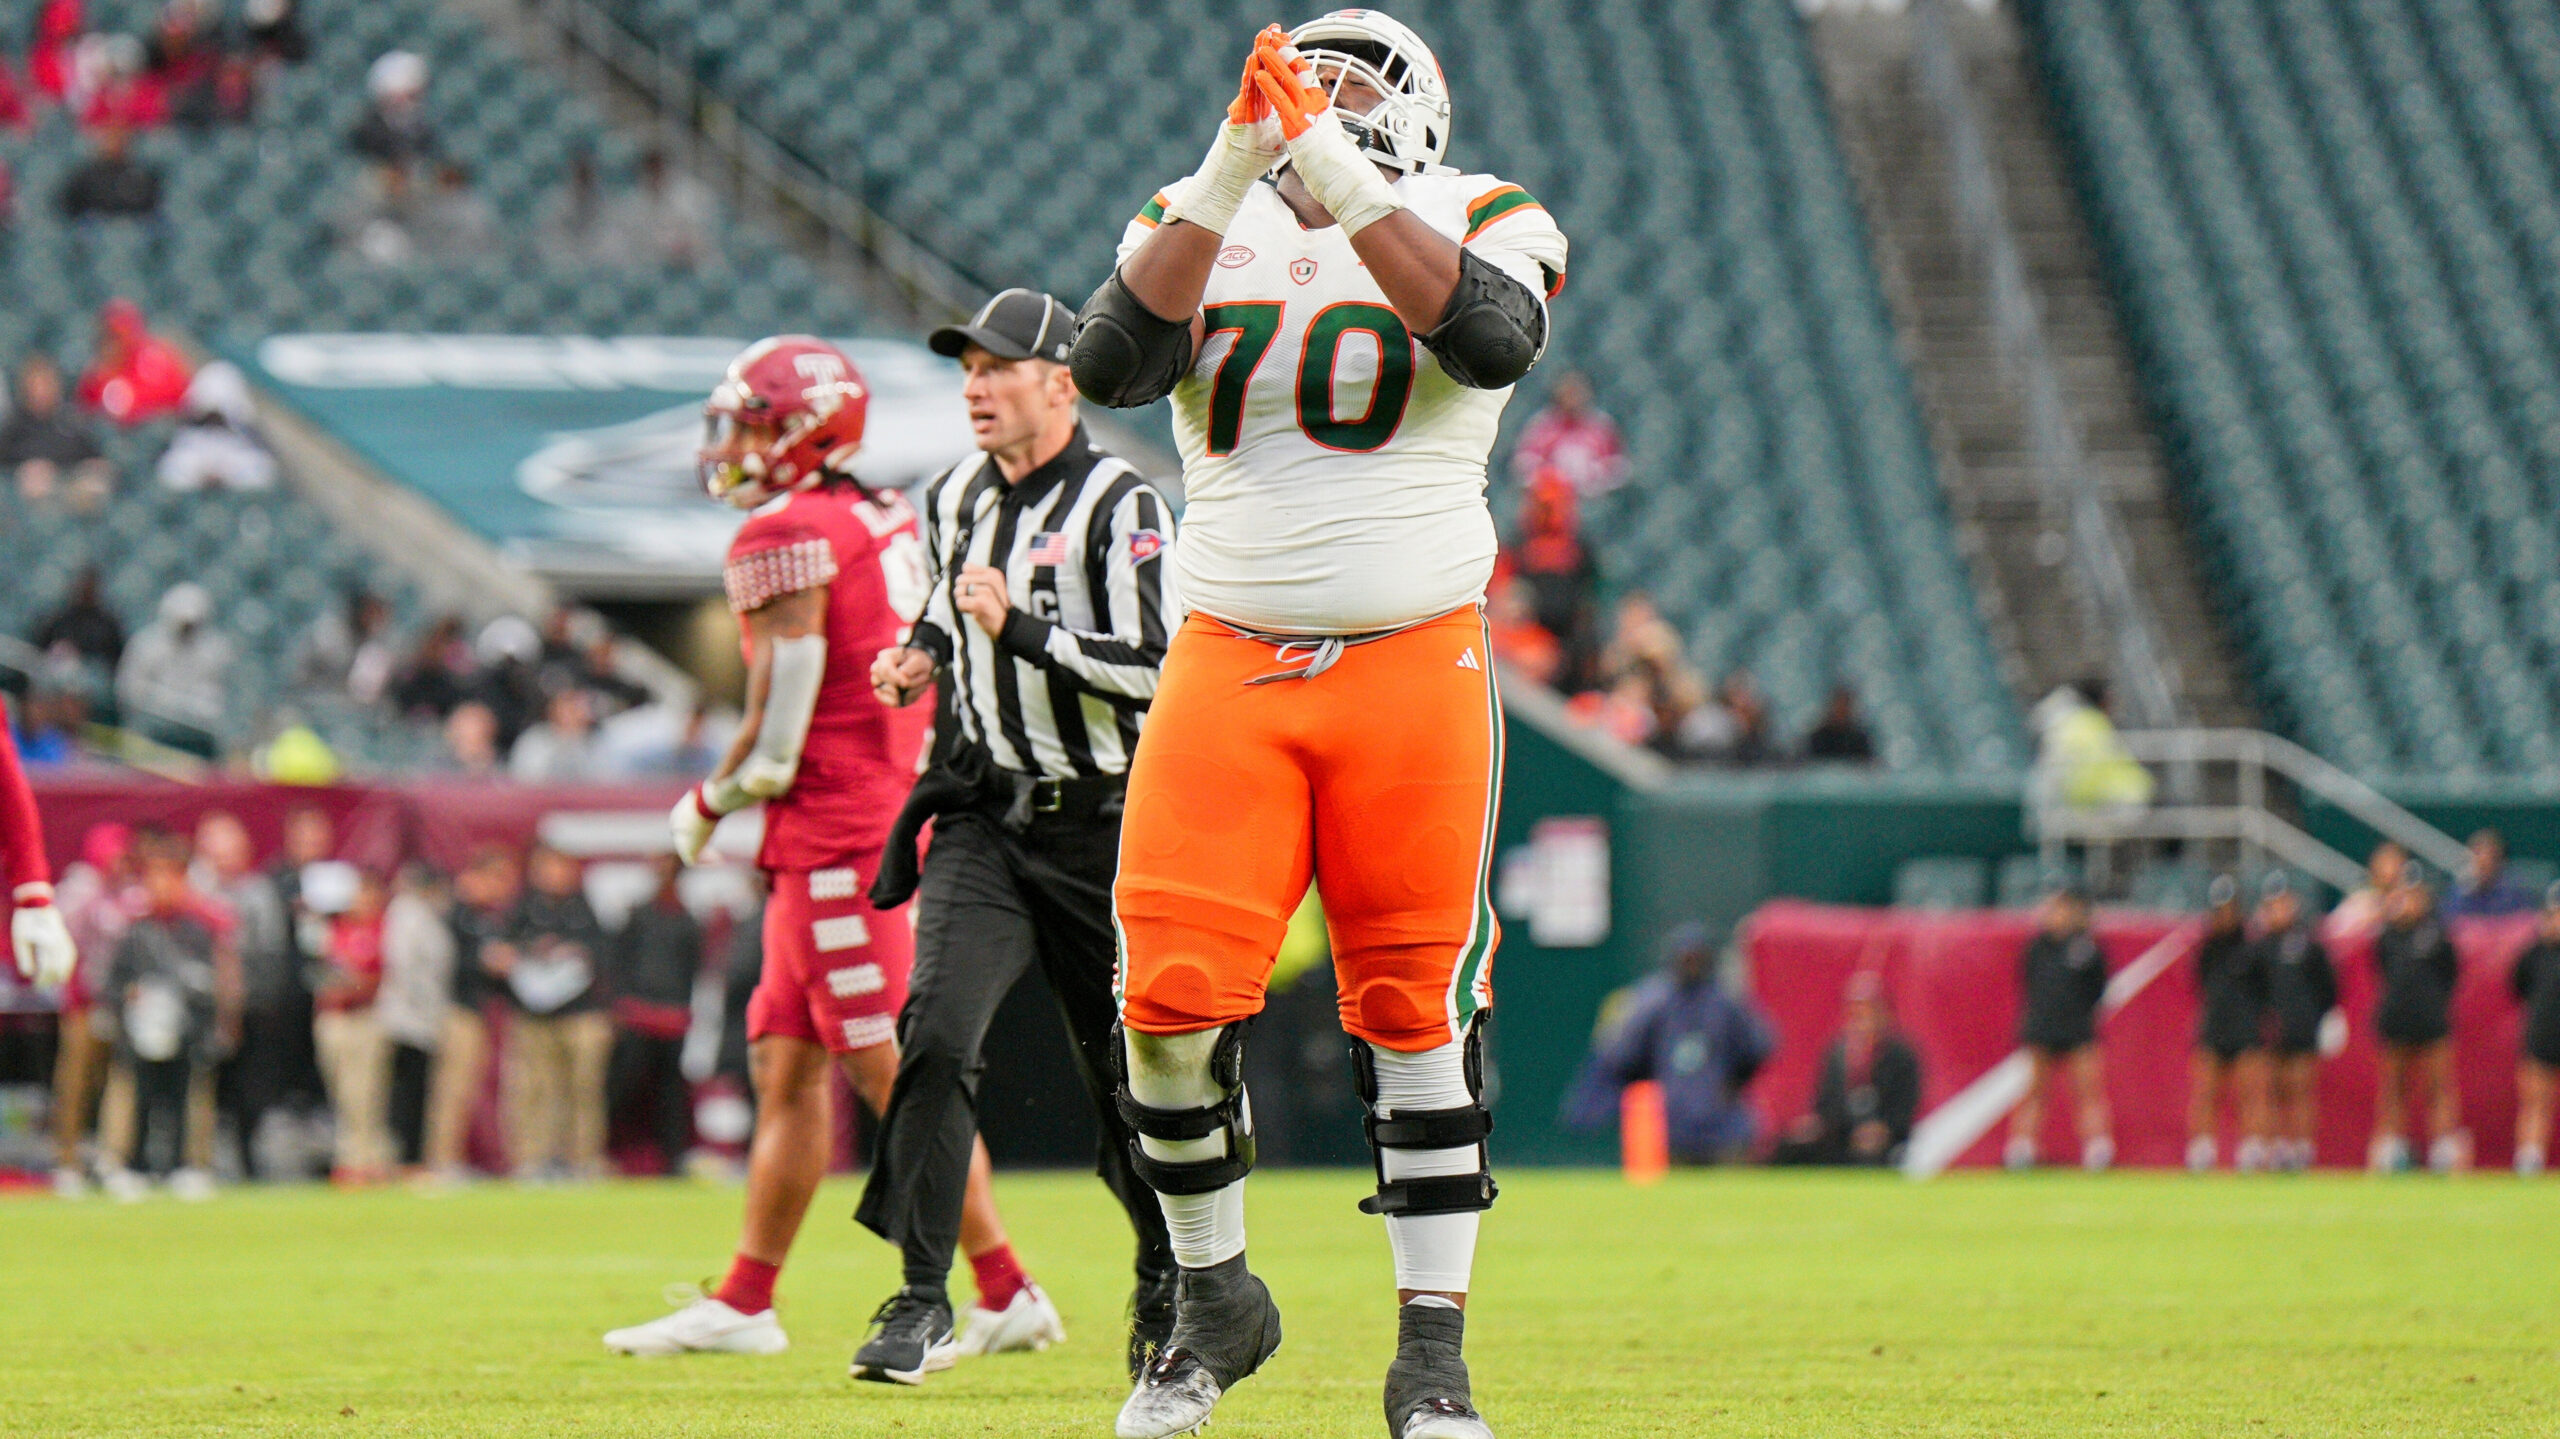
603, 337, 1040, 1376
5, 723, 76, 990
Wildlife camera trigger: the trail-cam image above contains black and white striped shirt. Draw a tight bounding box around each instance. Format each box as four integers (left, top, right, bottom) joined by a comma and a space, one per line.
908, 426, 1179, 779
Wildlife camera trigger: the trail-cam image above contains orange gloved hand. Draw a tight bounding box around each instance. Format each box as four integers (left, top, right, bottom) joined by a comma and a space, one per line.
1230, 25, 1291, 125
1251, 35, 1329, 140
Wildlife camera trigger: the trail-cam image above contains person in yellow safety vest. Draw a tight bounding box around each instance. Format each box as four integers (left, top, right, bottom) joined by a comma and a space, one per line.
2032, 678, 2155, 815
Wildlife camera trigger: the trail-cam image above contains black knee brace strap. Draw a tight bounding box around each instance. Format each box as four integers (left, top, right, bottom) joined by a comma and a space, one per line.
1112, 1022, 1256, 1196
1350, 1021, 1498, 1218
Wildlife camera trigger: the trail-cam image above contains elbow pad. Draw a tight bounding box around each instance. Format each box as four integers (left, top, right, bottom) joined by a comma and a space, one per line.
737, 633, 826, 799
1070, 270, 1196, 408
1420, 248, 1548, 390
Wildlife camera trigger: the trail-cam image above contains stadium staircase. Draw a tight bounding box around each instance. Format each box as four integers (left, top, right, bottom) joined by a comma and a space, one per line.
1812, 2, 2252, 728
2015, 0, 2560, 782
565, 0, 2031, 772
1, 0, 890, 764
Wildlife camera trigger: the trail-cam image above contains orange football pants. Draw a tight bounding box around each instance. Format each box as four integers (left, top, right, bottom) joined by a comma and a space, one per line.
1114, 606, 1502, 1053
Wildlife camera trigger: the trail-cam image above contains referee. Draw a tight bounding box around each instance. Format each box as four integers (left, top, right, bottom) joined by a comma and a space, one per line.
853, 288, 1181, 1384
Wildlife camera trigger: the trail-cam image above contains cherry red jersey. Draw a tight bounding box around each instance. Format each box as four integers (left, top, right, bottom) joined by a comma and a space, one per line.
1, 724, 49, 898
723, 479, 934, 873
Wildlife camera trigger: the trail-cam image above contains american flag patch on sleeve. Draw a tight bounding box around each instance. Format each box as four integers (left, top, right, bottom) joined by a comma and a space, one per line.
1025, 532, 1071, 566
724, 537, 839, 613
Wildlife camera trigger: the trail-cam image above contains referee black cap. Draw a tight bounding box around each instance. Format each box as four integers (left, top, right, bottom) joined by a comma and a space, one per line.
929, 288, 1076, 364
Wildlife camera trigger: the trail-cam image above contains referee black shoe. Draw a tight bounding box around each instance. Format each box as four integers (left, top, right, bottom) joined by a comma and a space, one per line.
849, 1286, 958, 1386
1114, 1255, 1283, 1438
1384, 1301, 1493, 1439
1127, 1267, 1178, 1381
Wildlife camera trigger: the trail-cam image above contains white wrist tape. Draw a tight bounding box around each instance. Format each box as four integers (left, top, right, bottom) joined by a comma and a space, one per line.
1164, 121, 1280, 236
1284, 109, 1404, 236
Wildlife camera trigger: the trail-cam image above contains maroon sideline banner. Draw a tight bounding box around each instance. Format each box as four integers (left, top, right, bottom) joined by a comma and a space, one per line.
1744, 901, 2541, 1170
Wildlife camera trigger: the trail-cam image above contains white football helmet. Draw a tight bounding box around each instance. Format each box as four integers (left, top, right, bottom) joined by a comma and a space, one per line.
1286, 9, 1452, 174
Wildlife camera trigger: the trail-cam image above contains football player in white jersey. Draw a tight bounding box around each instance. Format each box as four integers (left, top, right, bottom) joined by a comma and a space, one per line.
1068, 13, 1565, 1439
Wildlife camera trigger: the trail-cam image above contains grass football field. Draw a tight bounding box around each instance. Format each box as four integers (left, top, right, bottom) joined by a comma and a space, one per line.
1, 1167, 2551, 1436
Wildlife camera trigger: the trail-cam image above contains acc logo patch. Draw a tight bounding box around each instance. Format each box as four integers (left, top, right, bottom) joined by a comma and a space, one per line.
1216, 244, 1256, 269
1128, 529, 1167, 563
1289, 258, 1319, 285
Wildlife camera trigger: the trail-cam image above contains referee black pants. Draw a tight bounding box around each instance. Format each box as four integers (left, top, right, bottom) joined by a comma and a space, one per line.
855, 808, 1173, 1299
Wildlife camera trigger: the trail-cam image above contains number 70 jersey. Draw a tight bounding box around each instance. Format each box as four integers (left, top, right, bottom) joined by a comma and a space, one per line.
1116, 170, 1568, 635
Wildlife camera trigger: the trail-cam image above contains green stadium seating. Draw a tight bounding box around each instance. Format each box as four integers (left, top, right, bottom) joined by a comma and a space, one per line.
583, 0, 2027, 770
2019, 0, 2560, 780
2, 0, 887, 767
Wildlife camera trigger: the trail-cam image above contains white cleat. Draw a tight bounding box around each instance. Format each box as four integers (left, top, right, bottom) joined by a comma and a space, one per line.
103, 1169, 151, 1203
2185, 1135, 2216, 1174
956, 1282, 1066, 1358
604, 1290, 789, 1356
168, 1168, 216, 1202
1405, 1403, 1496, 1439
1117, 1362, 1226, 1439
52, 1167, 90, 1200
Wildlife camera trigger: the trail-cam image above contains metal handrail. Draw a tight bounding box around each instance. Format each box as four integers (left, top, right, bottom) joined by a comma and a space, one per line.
2109, 728, 2470, 875
1909, 0, 2182, 730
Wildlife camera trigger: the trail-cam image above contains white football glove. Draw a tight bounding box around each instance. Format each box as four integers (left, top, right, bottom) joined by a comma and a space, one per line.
2317, 1007, 2349, 1059
12, 898, 75, 989
1161, 28, 1290, 235
670, 786, 721, 868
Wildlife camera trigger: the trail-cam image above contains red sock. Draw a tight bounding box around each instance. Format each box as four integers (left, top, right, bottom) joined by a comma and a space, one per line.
969, 1244, 1029, 1311
715, 1255, 781, 1316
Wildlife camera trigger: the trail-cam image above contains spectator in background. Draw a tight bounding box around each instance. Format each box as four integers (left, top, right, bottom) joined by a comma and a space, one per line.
414, 160, 495, 259
115, 581, 229, 755
606, 854, 703, 1175
471, 615, 545, 745
350, 50, 432, 166
296, 589, 396, 703
2006, 881, 2113, 1172
2186, 876, 2266, 1173
1511, 370, 1624, 498
1507, 473, 1597, 687
191, 811, 291, 1181
79, 299, 193, 425
1483, 579, 1560, 687
1563, 924, 1775, 1164
311, 864, 390, 1185
2371, 871, 2464, 1173
2449, 829, 2536, 918
28, 0, 82, 102
1707, 669, 1776, 768
492, 843, 611, 1180
2326, 840, 2407, 938
436, 700, 503, 777
598, 148, 714, 268
104, 827, 236, 1201
30, 566, 124, 680
155, 361, 275, 491
12, 685, 85, 763
2031, 677, 2154, 820
389, 614, 473, 721
2253, 874, 2336, 1174
50, 822, 135, 1196
1772, 970, 1921, 1166
150, 0, 251, 127
376, 862, 452, 1177
74, 33, 165, 130
240, 0, 307, 67
428, 845, 517, 1180
3, 354, 115, 508
1801, 683, 1875, 764
2505, 884, 2560, 1177
266, 806, 336, 1126
510, 687, 601, 782
537, 149, 606, 263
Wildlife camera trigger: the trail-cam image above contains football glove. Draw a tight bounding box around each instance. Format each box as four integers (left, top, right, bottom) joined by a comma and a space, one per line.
1252, 42, 1404, 236
11, 893, 75, 989
1160, 26, 1290, 236
670, 786, 721, 867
